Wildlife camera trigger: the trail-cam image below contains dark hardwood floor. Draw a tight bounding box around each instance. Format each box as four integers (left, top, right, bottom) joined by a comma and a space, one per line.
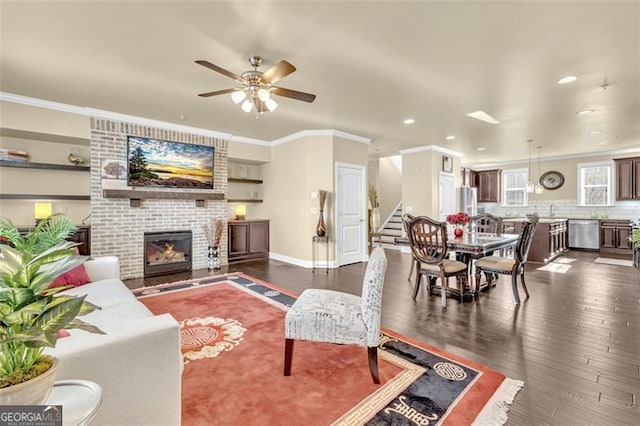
124, 249, 640, 425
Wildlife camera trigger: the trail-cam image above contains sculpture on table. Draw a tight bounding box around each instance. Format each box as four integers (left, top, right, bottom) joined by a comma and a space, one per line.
316, 190, 328, 237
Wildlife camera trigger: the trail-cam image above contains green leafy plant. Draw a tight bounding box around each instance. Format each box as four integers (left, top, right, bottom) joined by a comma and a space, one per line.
0, 214, 77, 256
0, 219, 104, 388
632, 228, 640, 248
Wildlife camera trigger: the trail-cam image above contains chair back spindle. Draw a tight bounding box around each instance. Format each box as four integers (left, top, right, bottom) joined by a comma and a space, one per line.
407, 216, 448, 265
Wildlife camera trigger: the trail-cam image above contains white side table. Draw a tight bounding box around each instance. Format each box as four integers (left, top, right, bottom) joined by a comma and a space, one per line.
46, 380, 103, 426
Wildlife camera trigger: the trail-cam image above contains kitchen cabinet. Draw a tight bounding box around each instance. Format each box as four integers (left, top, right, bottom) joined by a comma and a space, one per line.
228, 220, 269, 263
600, 220, 632, 253
502, 219, 568, 264
615, 157, 640, 200
476, 169, 501, 203
460, 167, 478, 188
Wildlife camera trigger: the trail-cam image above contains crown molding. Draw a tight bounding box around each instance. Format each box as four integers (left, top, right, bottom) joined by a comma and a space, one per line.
0, 92, 88, 115
271, 129, 371, 146
398, 144, 464, 158
228, 135, 271, 147
464, 146, 640, 169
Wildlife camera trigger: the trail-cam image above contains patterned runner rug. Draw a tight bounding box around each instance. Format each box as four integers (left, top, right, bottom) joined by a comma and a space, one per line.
135, 273, 523, 425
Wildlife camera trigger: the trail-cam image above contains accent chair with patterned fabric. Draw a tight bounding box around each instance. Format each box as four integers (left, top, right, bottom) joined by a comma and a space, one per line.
474, 216, 539, 304
284, 247, 388, 384
407, 216, 469, 308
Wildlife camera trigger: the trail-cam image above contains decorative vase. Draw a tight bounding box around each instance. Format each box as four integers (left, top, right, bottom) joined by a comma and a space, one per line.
0, 358, 59, 406
454, 224, 464, 238
316, 210, 326, 237
207, 246, 220, 270
371, 207, 381, 233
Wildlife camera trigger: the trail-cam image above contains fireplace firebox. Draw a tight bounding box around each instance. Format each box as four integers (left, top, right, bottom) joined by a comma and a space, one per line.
144, 231, 192, 277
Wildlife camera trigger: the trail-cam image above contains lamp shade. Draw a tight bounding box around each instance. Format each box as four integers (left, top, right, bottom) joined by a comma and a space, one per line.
231, 90, 247, 104
235, 204, 247, 220
34, 202, 52, 219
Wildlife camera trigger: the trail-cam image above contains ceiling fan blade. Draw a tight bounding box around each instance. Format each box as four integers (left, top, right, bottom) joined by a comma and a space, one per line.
271, 87, 316, 103
261, 60, 296, 85
197, 88, 237, 97
195, 60, 244, 83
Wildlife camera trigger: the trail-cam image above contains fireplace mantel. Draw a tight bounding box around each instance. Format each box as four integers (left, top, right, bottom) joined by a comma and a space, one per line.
103, 189, 225, 207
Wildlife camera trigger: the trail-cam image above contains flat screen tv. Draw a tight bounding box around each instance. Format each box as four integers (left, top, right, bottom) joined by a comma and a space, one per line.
127, 136, 214, 189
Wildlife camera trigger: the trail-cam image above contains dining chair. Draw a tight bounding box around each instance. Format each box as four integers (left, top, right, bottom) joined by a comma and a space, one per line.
469, 213, 503, 234
406, 216, 469, 307
284, 247, 388, 384
474, 217, 539, 304
401, 213, 418, 281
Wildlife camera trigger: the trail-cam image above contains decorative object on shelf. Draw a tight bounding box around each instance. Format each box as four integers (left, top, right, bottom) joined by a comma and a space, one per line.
0, 216, 104, 404
0, 148, 30, 162
540, 170, 564, 190
316, 190, 328, 237
525, 139, 535, 193
202, 218, 223, 270
34, 202, 52, 225
100, 159, 126, 179
235, 204, 247, 220
446, 212, 470, 238
534, 146, 544, 194
442, 155, 453, 173
67, 148, 86, 166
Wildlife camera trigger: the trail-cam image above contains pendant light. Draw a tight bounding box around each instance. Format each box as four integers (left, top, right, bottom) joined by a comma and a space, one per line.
526, 139, 535, 193
534, 146, 544, 194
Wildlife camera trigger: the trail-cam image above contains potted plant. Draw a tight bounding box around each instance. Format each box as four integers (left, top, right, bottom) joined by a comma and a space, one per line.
0, 215, 104, 404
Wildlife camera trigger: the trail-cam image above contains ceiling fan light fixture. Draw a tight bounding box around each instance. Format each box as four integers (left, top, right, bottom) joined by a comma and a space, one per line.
241, 100, 254, 113
231, 90, 247, 104
265, 98, 278, 112
257, 88, 271, 102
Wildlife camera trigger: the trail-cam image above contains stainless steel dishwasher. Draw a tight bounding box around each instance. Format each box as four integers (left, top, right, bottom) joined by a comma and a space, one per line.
568, 219, 600, 249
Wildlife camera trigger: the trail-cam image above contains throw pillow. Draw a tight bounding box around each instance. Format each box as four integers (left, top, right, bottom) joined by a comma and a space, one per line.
49, 248, 92, 288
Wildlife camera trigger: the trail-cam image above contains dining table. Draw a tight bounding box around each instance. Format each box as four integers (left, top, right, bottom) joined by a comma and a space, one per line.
394, 231, 521, 299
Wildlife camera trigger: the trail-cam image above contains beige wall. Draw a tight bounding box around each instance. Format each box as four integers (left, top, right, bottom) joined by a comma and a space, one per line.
378, 157, 402, 223
0, 135, 90, 225
227, 140, 270, 163
402, 150, 434, 217
0, 101, 89, 140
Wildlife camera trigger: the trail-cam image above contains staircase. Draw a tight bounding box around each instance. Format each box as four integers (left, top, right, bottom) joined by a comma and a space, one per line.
372, 205, 403, 250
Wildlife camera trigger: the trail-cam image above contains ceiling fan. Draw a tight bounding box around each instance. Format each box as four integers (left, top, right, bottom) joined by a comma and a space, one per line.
195, 55, 316, 115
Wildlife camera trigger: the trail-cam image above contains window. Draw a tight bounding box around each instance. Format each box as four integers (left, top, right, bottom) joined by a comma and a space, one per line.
577, 161, 613, 206
502, 168, 528, 207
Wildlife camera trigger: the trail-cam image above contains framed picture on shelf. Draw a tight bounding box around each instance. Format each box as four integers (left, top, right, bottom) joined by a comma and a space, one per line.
442, 155, 453, 173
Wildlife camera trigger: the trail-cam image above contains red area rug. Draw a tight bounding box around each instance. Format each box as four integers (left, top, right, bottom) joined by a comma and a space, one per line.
135, 273, 523, 425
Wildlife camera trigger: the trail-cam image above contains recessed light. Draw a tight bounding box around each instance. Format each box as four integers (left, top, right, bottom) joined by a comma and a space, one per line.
466, 111, 499, 124
597, 142, 606, 146
445, 135, 456, 141
477, 147, 486, 151
576, 109, 594, 115
403, 118, 415, 125
558, 75, 577, 84
588, 130, 602, 135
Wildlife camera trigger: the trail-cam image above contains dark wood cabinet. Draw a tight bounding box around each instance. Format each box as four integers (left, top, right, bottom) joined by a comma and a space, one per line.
615, 157, 640, 200
461, 167, 478, 188
600, 220, 632, 253
503, 219, 567, 264
228, 220, 269, 263
476, 169, 501, 203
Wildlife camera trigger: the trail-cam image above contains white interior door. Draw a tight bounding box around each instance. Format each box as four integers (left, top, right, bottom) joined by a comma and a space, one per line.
439, 172, 456, 221
336, 162, 366, 266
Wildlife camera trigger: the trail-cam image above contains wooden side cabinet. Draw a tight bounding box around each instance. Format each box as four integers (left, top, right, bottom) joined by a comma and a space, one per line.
615, 157, 640, 200
600, 220, 632, 254
476, 169, 501, 203
228, 220, 269, 263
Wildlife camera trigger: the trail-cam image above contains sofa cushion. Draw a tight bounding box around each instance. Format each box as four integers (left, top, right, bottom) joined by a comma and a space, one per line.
49, 263, 92, 288
60, 278, 136, 308
71, 301, 153, 334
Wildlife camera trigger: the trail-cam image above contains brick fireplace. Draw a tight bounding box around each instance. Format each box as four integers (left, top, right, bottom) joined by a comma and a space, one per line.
89, 118, 228, 279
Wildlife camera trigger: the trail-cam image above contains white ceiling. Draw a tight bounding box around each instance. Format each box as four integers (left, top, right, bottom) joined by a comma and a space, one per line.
1, 1, 638, 165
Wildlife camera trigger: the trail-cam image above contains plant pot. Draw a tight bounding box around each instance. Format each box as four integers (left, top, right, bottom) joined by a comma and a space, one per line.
0, 357, 59, 405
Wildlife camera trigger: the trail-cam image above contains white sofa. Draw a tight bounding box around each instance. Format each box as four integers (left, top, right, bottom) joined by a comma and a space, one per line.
45, 256, 182, 426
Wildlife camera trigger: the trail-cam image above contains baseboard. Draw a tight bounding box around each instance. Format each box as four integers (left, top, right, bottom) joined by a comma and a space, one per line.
269, 252, 337, 269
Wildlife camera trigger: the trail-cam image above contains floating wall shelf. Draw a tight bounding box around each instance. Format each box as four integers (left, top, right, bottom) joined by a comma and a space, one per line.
227, 199, 263, 203
227, 177, 263, 184
0, 194, 90, 200
0, 160, 90, 171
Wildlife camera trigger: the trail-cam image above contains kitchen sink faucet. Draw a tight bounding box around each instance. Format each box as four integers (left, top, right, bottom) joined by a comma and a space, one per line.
549, 204, 556, 217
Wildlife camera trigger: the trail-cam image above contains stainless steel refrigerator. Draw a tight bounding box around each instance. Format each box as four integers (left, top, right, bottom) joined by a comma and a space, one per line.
458, 187, 477, 216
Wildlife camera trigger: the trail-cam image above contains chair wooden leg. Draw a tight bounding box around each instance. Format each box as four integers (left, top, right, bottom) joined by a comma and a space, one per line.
412, 272, 422, 299
511, 274, 521, 304
408, 259, 416, 281
440, 273, 447, 308
520, 271, 530, 298
475, 268, 482, 297
284, 338, 294, 376
368, 346, 380, 384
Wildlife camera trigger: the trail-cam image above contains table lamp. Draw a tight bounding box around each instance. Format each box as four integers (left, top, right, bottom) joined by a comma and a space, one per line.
34, 202, 52, 225
235, 204, 246, 220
